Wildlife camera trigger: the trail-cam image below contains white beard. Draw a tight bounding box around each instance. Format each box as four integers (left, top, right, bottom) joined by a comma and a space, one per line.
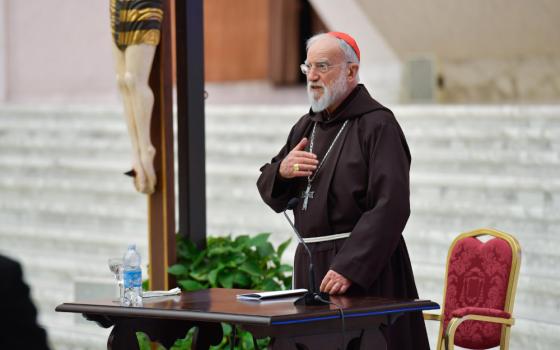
307, 72, 348, 112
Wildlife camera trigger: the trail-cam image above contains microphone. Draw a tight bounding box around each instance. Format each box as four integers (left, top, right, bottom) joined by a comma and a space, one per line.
283, 198, 329, 305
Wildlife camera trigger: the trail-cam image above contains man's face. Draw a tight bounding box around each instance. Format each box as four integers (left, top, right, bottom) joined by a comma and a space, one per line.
305, 37, 349, 112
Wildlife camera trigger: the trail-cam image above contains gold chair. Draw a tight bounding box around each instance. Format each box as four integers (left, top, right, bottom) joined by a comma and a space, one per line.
424, 228, 521, 350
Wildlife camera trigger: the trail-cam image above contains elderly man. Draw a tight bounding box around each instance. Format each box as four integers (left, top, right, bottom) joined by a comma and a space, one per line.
257, 32, 429, 349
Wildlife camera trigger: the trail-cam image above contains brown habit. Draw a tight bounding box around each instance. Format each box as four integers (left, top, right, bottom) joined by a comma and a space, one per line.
257, 85, 430, 349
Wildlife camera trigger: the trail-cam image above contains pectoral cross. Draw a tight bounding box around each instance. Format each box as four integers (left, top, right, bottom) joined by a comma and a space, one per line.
301, 183, 314, 211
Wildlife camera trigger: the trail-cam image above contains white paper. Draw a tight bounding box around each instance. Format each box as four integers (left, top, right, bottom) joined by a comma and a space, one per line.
236, 289, 307, 301
143, 287, 181, 298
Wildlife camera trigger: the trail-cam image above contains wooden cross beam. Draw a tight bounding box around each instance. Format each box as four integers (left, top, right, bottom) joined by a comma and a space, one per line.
147, 0, 207, 290
147, 0, 175, 291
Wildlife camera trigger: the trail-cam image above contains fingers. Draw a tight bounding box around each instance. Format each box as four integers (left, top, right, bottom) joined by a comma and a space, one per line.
292, 159, 318, 171
291, 150, 318, 160
278, 138, 319, 179
319, 272, 330, 292
320, 270, 336, 293
292, 170, 313, 178
324, 280, 350, 295
291, 138, 317, 161
293, 137, 309, 151
320, 270, 352, 295
329, 282, 342, 295
333, 282, 350, 295
321, 279, 336, 294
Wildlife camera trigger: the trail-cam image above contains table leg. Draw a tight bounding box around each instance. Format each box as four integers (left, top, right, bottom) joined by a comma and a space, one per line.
192, 322, 223, 349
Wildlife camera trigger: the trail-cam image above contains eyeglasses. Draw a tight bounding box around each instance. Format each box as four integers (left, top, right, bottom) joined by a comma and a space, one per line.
300, 62, 347, 75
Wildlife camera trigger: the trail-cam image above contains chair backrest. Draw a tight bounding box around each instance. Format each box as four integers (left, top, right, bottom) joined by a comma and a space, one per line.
438, 228, 521, 349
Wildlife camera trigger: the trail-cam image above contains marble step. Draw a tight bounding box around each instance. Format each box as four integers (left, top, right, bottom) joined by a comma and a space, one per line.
46, 323, 108, 350
2, 103, 559, 121
0, 205, 146, 236
0, 224, 145, 258
3, 105, 560, 145
4, 150, 557, 197
4, 113, 559, 151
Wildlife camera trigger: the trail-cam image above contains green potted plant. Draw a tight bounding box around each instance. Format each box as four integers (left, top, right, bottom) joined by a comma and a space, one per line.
138, 233, 293, 349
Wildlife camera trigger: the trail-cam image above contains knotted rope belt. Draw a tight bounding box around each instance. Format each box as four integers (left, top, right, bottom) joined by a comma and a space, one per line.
302, 232, 351, 243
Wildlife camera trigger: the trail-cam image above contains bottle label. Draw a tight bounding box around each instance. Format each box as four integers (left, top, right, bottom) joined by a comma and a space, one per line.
123, 270, 142, 288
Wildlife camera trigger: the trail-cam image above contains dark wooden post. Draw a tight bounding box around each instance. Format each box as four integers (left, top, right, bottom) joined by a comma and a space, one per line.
148, 0, 176, 290
175, 0, 207, 249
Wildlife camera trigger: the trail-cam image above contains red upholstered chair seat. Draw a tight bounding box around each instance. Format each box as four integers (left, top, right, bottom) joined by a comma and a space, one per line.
443, 237, 513, 349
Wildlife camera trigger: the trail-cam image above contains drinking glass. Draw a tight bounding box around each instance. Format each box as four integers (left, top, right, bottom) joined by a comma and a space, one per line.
108, 258, 124, 303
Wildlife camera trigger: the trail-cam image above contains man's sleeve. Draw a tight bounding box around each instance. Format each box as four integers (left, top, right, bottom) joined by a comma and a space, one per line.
330, 121, 411, 290
256, 126, 299, 213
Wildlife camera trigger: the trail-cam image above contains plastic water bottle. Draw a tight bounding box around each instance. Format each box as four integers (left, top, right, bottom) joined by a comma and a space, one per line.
122, 244, 143, 307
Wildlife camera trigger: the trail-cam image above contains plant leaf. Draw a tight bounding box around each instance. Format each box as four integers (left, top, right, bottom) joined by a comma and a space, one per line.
208, 245, 235, 257
189, 270, 209, 282
178, 279, 206, 292
256, 337, 271, 349
240, 331, 253, 349
168, 264, 189, 276
136, 332, 152, 350
208, 268, 221, 287
233, 271, 251, 287
249, 233, 271, 247
221, 322, 232, 336
278, 264, 293, 273
239, 260, 262, 276
262, 278, 281, 291
256, 242, 274, 258
191, 250, 206, 268
170, 327, 197, 350
218, 271, 234, 289
277, 238, 292, 259
234, 235, 250, 247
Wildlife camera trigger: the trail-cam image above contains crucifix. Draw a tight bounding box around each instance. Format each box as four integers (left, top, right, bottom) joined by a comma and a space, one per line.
301, 183, 314, 211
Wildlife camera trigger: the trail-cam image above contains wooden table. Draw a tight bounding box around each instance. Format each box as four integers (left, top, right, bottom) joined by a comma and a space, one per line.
56, 288, 439, 349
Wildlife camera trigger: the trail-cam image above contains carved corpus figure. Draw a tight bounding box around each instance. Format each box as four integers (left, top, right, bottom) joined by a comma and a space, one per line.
110, 0, 163, 194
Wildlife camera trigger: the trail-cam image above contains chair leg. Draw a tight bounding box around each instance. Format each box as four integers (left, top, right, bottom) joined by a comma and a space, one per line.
500, 326, 511, 350
435, 325, 443, 350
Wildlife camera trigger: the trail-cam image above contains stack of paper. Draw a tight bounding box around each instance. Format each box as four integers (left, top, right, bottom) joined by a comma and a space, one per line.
236, 289, 307, 301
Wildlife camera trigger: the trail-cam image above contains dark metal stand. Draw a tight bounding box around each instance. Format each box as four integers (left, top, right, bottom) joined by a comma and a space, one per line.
175, 0, 207, 249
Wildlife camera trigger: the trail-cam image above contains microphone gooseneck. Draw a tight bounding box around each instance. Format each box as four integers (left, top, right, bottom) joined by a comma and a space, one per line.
282, 198, 329, 305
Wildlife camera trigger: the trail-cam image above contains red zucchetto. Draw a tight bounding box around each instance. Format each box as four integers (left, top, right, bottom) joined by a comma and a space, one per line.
328, 32, 360, 61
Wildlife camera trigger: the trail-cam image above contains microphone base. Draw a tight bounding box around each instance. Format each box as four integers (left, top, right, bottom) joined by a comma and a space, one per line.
294, 292, 330, 305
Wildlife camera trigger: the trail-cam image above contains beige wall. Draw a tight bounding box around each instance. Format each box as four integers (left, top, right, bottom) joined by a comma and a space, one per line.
357, 0, 560, 60
1, 0, 273, 103
356, 0, 560, 103
4, 0, 117, 103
